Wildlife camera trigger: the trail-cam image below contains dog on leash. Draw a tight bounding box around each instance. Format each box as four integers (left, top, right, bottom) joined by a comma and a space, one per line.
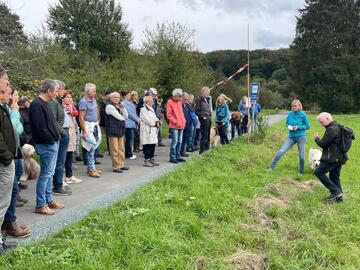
20, 144, 40, 181
210, 126, 220, 148
309, 148, 322, 170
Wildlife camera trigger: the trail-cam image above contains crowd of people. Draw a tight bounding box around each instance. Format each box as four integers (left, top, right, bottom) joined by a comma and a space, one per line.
1, 63, 347, 253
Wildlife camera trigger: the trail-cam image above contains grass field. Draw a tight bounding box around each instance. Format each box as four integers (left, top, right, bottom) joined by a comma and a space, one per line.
1, 114, 359, 269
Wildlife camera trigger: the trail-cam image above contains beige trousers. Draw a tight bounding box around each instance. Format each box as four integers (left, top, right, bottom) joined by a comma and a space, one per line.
108, 136, 125, 169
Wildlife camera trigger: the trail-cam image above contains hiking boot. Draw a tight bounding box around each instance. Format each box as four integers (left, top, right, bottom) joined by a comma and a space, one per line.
17, 195, 29, 204
113, 168, 123, 173
169, 159, 179, 164
0, 239, 17, 254
2, 221, 31, 238
34, 205, 54, 215
53, 186, 72, 196
48, 200, 65, 209
149, 158, 159, 166
88, 170, 100, 178
144, 159, 154, 167
177, 158, 186, 162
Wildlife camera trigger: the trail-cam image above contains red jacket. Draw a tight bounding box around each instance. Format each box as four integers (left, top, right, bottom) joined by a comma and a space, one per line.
166, 98, 186, 129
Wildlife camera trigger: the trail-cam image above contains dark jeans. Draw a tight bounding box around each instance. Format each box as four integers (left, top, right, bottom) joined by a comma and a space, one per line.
314, 162, 343, 195
181, 125, 192, 154
143, 144, 155, 160
133, 128, 140, 151
125, 128, 134, 158
193, 128, 200, 148
65, 151, 73, 178
217, 124, 229, 145
53, 130, 69, 190
82, 147, 99, 165
241, 115, 248, 134
5, 159, 23, 222
199, 118, 211, 154
231, 120, 241, 139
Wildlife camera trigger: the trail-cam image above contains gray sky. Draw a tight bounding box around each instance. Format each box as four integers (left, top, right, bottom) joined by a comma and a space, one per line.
5, 0, 305, 52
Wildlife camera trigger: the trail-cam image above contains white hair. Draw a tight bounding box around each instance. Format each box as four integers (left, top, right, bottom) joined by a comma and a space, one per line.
201, 86, 210, 95
172, 88, 183, 97
182, 92, 189, 98
316, 112, 332, 121
84, 83, 96, 93
56, 80, 66, 89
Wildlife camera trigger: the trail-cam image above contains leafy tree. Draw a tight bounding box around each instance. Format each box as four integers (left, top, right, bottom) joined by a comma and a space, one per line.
290, 0, 360, 112
0, 1, 27, 51
47, 0, 132, 60
142, 22, 212, 97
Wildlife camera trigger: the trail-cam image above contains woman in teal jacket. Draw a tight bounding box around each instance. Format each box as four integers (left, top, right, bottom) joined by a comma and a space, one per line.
215, 95, 230, 144
268, 99, 310, 175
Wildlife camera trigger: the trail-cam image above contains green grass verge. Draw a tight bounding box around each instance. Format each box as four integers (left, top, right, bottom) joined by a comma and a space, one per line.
1, 114, 359, 269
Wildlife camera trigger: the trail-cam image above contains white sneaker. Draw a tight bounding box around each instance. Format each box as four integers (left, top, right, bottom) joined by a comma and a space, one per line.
129, 155, 137, 160
65, 176, 82, 184
62, 181, 69, 187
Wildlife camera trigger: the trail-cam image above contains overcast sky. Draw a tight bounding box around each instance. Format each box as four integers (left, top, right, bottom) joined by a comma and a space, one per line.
5, 0, 305, 52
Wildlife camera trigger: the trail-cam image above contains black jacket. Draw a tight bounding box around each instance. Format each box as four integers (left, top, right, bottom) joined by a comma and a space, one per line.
195, 96, 212, 120
0, 105, 16, 165
29, 97, 61, 145
315, 121, 347, 164
19, 107, 34, 146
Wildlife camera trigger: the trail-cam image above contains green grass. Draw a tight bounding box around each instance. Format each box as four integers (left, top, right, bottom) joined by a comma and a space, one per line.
1, 114, 359, 269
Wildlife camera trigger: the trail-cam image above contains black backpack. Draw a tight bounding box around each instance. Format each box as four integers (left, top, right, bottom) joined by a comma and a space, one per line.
339, 124, 355, 153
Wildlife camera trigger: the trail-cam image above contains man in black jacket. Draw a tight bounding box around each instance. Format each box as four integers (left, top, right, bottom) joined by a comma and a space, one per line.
314, 112, 346, 202
195, 87, 212, 154
0, 65, 17, 252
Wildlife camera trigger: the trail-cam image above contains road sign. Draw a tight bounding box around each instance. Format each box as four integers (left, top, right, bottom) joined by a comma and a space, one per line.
250, 83, 260, 101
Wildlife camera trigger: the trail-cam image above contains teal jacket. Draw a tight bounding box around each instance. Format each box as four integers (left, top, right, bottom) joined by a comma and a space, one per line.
216, 104, 229, 125
286, 111, 310, 138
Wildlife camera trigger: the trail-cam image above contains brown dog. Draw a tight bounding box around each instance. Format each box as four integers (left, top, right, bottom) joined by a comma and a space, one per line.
210, 126, 220, 148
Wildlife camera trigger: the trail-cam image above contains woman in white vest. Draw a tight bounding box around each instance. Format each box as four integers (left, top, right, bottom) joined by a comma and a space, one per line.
140, 96, 160, 167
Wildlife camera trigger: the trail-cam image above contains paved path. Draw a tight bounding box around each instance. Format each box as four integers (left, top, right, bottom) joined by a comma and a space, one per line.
14, 113, 287, 243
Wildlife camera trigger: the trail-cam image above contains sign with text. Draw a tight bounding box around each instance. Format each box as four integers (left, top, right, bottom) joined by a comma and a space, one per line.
250, 83, 260, 101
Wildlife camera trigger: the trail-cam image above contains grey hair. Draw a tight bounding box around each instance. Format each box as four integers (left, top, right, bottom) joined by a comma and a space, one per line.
84, 83, 96, 93
172, 88, 183, 97
109, 91, 119, 98
316, 112, 332, 121
56, 80, 66, 89
201, 86, 210, 95
39, 79, 59, 93
189, 94, 194, 99
182, 92, 189, 98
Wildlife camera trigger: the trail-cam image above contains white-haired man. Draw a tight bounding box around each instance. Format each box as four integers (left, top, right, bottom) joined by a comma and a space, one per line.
314, 112, 347, 202
78, 83, 102, 178
195, 87, 212, 154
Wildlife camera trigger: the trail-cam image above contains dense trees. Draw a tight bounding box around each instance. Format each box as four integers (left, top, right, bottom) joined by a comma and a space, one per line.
290, 0, 360, 112
47, 0, 132, 60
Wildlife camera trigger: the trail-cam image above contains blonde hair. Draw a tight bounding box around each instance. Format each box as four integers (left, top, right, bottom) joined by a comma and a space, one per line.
291, 99, 303, 110
144, 96, 153, 104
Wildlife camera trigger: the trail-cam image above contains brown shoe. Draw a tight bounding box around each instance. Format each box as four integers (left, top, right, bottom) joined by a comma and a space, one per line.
34, 205, 55, 215
88, 170, 100, 178
2, 221, 31, 238
48, 200, 65, 209
96, 170, 102, 175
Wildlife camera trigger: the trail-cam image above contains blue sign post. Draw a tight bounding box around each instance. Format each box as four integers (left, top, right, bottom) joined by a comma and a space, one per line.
250, 82, 260, 102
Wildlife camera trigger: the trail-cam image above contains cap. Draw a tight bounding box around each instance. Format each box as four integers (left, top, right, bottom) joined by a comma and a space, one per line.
148, 87, 157, 95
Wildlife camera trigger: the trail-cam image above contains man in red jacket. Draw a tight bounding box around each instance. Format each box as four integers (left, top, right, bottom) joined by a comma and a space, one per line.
166, 89, 186, 163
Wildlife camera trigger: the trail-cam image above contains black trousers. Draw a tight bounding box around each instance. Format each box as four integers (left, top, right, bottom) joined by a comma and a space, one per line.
199, 118, 211, 154
231, 120, 241, 139
241, 115, 248, 134
217, 124, 229, 145
314, 162, 343, 195
143, 144, 156, 160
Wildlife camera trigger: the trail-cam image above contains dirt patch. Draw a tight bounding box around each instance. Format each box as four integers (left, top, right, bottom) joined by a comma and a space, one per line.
195, 256, 207, 270
228, 251, 267, 270
266, 178, 316, 203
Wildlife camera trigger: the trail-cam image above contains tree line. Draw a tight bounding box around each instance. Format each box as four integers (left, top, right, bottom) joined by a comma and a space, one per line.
1, 0, 359, 113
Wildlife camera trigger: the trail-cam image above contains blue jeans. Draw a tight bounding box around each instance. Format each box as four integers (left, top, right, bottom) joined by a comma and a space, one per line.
269, 136, 306, 174
87, 146, 96, 172
4, 159, 23, 222
35, 142, 59, 208
186, 125, 195, 150
53, 130, 69, 190
170, 128, 183, 160
181, 125, 192, 154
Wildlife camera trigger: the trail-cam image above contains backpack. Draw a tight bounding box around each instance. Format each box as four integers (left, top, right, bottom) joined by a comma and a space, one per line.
339, 124, 355, 153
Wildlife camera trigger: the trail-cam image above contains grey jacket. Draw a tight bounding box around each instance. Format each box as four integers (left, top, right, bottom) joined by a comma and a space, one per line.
49, 96, 66, 137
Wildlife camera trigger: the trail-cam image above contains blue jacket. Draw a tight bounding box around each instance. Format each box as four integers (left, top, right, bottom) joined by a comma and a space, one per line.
250, 103, 261, 116
216, 104, 230, 125
183, 103, 197, 127
286, 110, 310, 138
237, 100, 248, 115
124, 99, 139, 128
